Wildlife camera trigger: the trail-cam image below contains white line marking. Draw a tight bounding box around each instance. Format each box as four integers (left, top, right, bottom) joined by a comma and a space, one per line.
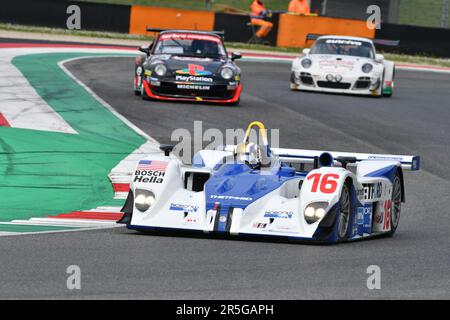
0, 224, 125, 237
58, 56, 160, 144
0, 52, 78, 133
30, 217, 117, 225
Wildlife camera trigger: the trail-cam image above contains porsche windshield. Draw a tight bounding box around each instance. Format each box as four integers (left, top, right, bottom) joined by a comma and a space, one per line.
154, 33, 226, 58
311, 39, 375, 58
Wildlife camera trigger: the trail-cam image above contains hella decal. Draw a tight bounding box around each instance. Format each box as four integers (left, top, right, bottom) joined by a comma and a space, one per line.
176, 64, 213, 76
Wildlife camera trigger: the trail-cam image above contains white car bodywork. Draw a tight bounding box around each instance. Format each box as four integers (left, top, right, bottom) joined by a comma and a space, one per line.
291, 36, 395, 97
122, 123, 419, 243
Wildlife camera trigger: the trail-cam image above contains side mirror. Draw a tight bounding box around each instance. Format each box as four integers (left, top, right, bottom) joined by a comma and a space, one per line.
139, 46, 150, 55
231, 52, 242, 61
375, 53, 384, 62
302, 48, 311, 55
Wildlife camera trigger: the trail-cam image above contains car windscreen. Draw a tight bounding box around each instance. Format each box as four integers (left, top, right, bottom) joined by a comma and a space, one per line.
310, 39, 375, 58
153, 33, 226, 58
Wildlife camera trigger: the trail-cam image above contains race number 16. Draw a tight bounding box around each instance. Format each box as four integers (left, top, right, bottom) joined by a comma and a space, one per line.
307, 173, 340, 193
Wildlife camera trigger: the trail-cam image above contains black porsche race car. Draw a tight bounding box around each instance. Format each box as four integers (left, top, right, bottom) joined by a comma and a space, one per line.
134, 29, 242, 106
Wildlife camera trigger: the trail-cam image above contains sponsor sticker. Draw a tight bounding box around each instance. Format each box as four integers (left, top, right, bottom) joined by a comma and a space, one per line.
160, 33, 221, 43
210, 195, 253, 201
176, 64, 213, 76
175, 75, 213, 83
363, 182, 383, 200
325, 39, 362, 46
170, 203, 199, 213
264, 210, 294, 219
374, 208, 383, 224
134, 160, 167, 184
177, 84, 210, 90
361, 204, 373, 234
252, 222, 267, 229
368, 156, 403, 161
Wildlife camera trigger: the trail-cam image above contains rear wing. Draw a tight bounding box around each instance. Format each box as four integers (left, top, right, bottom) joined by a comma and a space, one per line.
305, 33, 400, 47
146, 28, 225, 38
220, 145, 420, 171
271, 148, 419, 171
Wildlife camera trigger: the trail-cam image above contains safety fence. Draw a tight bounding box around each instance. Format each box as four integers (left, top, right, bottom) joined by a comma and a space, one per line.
1, 0, 450, 57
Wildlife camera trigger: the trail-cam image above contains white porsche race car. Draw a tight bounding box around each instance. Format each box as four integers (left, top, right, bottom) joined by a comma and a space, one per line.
291, 35, 396, 97
119, 122, 420, 244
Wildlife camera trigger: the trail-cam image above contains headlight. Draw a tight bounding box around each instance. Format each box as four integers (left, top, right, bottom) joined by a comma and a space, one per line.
304, 202, 328, 224
362, 63, 373, 73
221, 67, 234, 80
154, 64, 167, 77
134, 189, 156, 212
301, 58, 312, 69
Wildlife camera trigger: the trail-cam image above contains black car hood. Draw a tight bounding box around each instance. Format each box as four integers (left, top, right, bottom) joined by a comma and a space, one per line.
149, 55, 226, 74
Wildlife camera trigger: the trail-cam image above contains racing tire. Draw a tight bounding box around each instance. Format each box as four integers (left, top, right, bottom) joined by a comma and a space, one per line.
134, 89, 141, 96
336, 181, 352, 242
228, 98, 240, 107
387, 172, 402, 236
374, 76, 384, 98
383, 68, 395, 98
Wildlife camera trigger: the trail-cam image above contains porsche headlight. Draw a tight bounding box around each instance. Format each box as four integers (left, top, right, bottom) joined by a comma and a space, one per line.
301, 58, 312, 69
134, 189, 156, 212
221, 67, 234, 80
362, 63, 373, 73
154, 64, 167, 77
304, 202, 328, 224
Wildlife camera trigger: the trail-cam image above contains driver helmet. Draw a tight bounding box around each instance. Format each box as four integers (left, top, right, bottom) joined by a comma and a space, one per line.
235, 142, 262, 167
191, 40, 205, 54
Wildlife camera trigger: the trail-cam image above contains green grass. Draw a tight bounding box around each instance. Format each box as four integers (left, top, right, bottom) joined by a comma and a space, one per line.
0, 23, 149, 40
399, 0, 444, 28
77, 0, 289, 11
83, 0, 448, 28
1, 23, 449, 67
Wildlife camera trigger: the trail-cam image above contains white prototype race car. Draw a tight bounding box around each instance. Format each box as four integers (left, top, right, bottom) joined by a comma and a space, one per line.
119, 122, 420, 244
291, 34, 397, 97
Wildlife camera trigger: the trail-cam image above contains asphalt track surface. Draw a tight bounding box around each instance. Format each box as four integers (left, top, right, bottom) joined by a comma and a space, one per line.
1, 56, 449, 299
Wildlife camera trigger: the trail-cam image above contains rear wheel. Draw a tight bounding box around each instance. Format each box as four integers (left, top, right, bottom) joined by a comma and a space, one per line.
337, 182, 352, 242
387, 173, 402, 236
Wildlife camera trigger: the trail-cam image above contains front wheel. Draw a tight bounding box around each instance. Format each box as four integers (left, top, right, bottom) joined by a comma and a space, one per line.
383, 68, 395, 97
337, 182, 352, 242
228, 98, 240, 107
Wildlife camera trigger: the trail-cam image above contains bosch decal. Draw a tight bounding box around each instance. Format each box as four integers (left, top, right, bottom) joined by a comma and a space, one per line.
134, 160, 167, 184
